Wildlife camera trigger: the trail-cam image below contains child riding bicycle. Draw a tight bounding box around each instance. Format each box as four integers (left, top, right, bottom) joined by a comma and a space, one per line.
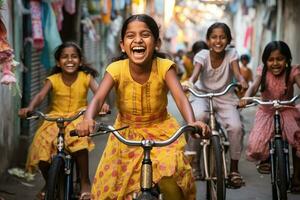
185, 22, 248, 188
76, 14, 210, 200
18, 42, 109, 200
239, 40, 300, 193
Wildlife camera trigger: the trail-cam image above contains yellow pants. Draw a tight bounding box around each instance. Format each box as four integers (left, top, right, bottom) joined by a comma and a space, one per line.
158, 177, 184, 200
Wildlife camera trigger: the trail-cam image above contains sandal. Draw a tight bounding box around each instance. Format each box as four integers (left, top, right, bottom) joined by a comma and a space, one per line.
227, 172, 245, 189
79, 192, 92, 200
256, 162, 271, 174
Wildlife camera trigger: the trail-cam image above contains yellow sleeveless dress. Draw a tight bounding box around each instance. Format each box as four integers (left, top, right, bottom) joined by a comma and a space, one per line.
91, 58, 195, 200
26, 71, 95, 172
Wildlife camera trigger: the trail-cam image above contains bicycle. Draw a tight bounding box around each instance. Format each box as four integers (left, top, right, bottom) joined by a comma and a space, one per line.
27, 109, 86, 200
242, 95, 300, 200
187, 82, 241, 200
71, 124, 200, 200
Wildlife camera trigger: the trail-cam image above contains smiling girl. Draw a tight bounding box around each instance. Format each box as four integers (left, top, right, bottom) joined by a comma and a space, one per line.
76, 14, 210, 200
18, 42, 109, 200
186, 22, 248, 187
240, 41, 300, 193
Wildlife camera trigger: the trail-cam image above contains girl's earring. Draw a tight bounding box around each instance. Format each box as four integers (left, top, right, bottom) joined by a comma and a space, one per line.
286, 63, 288, 68
121, 49, 125, 53
155, 46, 159, 51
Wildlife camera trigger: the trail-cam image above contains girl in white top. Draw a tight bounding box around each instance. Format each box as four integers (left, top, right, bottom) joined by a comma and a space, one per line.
187, 22, 248, 188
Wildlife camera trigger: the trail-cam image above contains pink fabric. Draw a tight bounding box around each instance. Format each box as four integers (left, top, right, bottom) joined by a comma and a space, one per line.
51, 0, 64, 31
246, 66, 300, 161
0, 62, 16, 85
30, 0, 44, 50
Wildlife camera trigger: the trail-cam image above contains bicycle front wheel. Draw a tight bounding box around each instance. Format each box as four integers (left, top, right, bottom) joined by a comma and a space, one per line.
206, 135, 226, 200
272, 139, 288, 200
46, 156, 66, 200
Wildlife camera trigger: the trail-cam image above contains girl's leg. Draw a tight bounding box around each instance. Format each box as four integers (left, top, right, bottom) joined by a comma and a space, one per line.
38, 161, 50, 199
158, 177, 184, 200
73, 149, 91, 195
215, 99, 244, 188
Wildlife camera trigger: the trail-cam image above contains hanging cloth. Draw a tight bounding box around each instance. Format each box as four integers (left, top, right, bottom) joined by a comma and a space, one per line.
41, 1, 62, 69
51, 0, 64, 31
30, 0, 44, 50
101, 0, 112, 25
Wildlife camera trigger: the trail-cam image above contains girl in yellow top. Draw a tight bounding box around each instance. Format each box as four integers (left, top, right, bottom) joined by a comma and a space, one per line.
18, 42, 109, 200
76, 14, 210, 200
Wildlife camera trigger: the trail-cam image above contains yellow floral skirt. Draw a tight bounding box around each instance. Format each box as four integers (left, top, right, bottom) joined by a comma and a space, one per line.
91, 114, 196, 200
26, 114, 94, 172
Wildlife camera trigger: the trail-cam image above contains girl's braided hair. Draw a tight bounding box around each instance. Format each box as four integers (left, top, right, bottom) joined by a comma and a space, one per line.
260, 41, 292, 93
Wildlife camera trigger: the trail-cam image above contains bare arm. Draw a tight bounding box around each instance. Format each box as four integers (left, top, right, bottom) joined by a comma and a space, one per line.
18, 80, 52, 117
239, 74, 262, 107
89, 76, 110, 112
232, 60, 248, 89
77, 72, 114, 136
89, 77, 98, 94
295, 73, 300, 89
85, 72, 114, 120
244, 74, 261, 97
166, 66, 210, 136
166, 66, 195, 123
188, 62, 202, 84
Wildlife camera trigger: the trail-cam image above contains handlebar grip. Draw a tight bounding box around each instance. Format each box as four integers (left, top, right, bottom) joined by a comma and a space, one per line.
191, 126, 202, 136
70, 130, 78, 137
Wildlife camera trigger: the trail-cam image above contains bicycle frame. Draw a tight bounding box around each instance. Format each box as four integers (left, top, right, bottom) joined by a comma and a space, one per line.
243, 95, 299, 200
188, 82, 240, 200
90, 124, 199, 200
269, 107, 290, 199
28, 110, 86, 200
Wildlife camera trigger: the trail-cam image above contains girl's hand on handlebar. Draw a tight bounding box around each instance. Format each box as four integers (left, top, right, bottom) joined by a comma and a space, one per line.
100, 102, 110, 113
18, 108, 32, 118
181, 80, 193, 92
189, 121, 211, 139
239, 79, 248, 89
238, 98, 249, 108
76, 119, 95, 137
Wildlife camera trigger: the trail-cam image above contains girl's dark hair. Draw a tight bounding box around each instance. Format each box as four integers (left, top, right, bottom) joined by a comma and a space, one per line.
206, 22, 232, 45
191, 40, 209, 55
260, 40, 292, 93
49, 41, 99, 77
112, 14, 167, 62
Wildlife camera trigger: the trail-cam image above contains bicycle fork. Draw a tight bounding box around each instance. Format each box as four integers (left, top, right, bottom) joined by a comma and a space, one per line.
269, 110, 290, 188
133, 143, 163, 200
202, 133, 228, 180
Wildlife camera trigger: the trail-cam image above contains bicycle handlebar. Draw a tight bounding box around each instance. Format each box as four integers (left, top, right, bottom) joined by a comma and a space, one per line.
242, 95, 300, 108
27, 109, 86, 122
71, 124, 201, 147
188, 82, 240, 98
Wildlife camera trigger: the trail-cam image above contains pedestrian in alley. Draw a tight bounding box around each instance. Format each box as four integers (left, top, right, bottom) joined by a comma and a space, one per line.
18, 42, 109, 200
235, 54, 253, 98
76, 14, 210, 200
185, 22, 248, 188
239, 40, 300, 193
